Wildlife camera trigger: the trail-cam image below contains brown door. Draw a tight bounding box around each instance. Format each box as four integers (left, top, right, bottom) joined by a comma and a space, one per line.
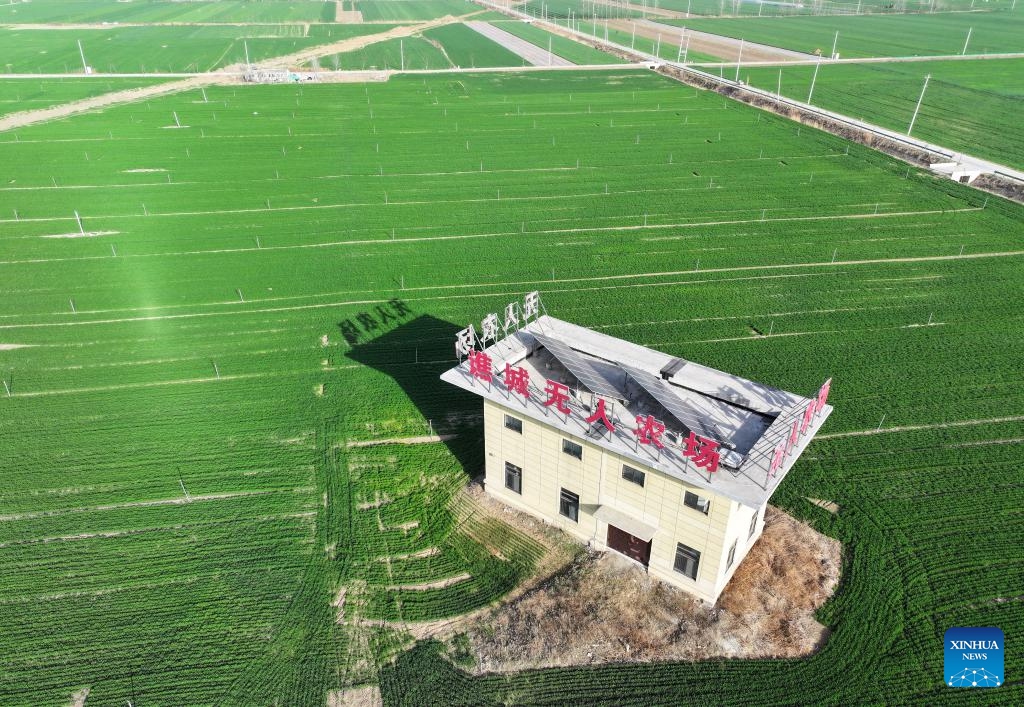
606, 525, 652, 566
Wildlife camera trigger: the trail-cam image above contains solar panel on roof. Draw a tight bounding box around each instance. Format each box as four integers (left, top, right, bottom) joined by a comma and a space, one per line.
621, 364, 727, 442
532, 332, 625, 400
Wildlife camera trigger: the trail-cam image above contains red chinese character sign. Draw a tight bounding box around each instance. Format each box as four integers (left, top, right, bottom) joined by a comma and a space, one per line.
683, 431, 721, 473
504, 364, 530, 398
816, 377, 832, 414
787, 420, 800, 456
467, 350, 492, 384
543, 379, 571, 415
635, 415, 665, 448
801, 400, 816, 434
585, 398, 615, 432
768, 443, 786, 478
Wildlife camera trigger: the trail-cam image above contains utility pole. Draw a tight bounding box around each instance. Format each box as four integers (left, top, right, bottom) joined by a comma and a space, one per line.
735, 39, 743, 81
400, 39, 404, 71
831, 31, 839, 59
807, 59, 821, 104
962, 27, 973, 55
907, 74, 931, 136
76, 39, 88, 73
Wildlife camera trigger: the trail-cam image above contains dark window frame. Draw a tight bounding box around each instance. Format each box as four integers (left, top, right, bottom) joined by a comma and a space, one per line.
726, 540, 737, 570
559, 488, 579, 522
674, 542, 701, 580
504, 414, 523, 433
562, 439, 583, 460
504, 462, 522, 495
684, 490, 710, 515
748, 510, 759, 538
621, 465, 645, 487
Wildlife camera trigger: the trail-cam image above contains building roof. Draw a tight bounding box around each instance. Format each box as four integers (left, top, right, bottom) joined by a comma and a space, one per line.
440, 315, 832, 508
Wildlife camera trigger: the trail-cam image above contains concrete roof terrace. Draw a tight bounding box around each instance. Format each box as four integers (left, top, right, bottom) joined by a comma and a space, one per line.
441, 316, 832, 509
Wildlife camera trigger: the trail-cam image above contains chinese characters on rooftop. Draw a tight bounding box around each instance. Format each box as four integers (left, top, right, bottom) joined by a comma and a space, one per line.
455, 293, 831, 481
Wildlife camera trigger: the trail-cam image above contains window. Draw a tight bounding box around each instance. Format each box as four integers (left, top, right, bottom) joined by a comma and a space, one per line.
559, 488, 579, 522
748, 510, 759, 539
562, 439, 583, 460
684, 491, 710, 515
674, 543, 701, 580
726, 540, 737, 570
621, 465, 645, 487
504, 462, 522, 495
504, 415, 523, 434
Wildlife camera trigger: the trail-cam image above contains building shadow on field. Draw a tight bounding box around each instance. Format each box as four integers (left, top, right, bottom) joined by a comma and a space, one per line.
344, 313, 483, 477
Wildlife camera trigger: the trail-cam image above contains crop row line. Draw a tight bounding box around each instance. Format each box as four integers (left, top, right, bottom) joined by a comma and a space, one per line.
0, 207, 983, 266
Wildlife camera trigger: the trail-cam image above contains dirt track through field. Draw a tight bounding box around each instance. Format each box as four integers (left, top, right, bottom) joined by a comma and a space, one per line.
0, 13, 477, 133
816, 415, 1024, 440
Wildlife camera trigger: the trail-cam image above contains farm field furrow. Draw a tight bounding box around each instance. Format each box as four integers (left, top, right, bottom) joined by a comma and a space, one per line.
0, 69, 1022, 705
737, 58, 1024, 171
665, 8, 1024, 57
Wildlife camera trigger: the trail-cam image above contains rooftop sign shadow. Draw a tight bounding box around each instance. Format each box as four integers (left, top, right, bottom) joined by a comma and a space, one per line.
343, 307, 483, 477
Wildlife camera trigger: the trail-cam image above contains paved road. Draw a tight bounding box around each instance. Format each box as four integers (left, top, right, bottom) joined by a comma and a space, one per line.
466, 21, 574, 66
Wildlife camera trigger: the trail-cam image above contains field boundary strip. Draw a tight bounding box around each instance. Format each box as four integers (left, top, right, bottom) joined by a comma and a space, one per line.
817, 415, 1024, 440
1, 251, 1022, 334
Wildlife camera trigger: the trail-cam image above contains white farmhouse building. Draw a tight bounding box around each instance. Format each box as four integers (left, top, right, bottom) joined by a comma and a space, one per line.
441, 294, 832, 604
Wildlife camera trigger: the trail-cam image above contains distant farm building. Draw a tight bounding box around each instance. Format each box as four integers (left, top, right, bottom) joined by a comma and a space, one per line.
243, 68, 317, 83
442, 294, 832, 604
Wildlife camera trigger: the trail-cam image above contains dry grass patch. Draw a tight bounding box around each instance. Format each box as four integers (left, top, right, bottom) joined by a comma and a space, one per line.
328, 685, 382, 707
457, 505, 840, 673
807, 497, 840, 514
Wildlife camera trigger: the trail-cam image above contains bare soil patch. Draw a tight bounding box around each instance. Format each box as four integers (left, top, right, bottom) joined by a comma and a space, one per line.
807, 497, 840, 514
332, 587, 347, 624
328, 685, 382, 707
389, 572, 471, 591
335, 1, 364, 24
609, 20, 810, 63
455, 505, 840, 672
68, 688, 90, 707
402, 481, 579, 641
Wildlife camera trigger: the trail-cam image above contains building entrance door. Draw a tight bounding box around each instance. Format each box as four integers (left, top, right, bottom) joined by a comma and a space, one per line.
606, 525, 652, 567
